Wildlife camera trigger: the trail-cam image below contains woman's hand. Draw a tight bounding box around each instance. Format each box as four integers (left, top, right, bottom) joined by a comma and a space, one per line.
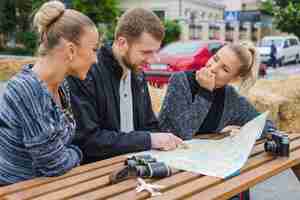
195, 68, 215, 91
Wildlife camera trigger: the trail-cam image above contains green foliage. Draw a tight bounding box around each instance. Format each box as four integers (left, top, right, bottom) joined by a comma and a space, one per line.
16, 31, 38, 55
275, 2, 300, 38
0, 0, 17, 34
261, 0, 300, 38
0, 0, 120, 54
0, 47, 32, 56
273, 0, 300, 8
162, 20, 182, 46
98, 24, 115, 45
72, 0, 120, 24
260, 0, 274, 15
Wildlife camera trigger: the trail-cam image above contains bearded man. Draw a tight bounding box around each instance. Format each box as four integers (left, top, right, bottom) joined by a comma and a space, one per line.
68, 8, 183, 164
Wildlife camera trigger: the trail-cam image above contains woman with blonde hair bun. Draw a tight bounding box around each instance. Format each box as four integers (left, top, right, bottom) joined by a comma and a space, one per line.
0, 1, 99, 185
159, 42, 278, 199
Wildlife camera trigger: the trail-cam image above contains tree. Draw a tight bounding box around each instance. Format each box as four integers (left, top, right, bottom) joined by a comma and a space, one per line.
0, 0, 17, 47
162, 20, 182, 46
261, 0, 300, 38
0, 0, 120, 53
72, 0, 120, 24
272, 0, 299, 8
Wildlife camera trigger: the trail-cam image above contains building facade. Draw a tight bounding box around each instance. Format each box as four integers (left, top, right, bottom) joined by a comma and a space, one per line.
118, 0, 226, 41
223, 0, 273, 43
119, 0, 273, 43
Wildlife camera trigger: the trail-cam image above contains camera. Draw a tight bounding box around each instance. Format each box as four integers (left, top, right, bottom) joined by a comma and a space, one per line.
109, 155, 171, 184
264, 131, 290, 157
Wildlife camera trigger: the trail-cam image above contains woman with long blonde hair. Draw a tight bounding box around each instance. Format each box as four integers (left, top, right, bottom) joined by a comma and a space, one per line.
0, 1, 99, 185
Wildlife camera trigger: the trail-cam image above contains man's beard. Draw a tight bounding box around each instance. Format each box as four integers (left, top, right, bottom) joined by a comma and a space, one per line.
121, 52, 139, 73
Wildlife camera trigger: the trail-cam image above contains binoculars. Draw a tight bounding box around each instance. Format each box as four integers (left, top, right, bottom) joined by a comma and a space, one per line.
126, 155, 172, 178
109, 155, 172, 184
264, 131, 290, 157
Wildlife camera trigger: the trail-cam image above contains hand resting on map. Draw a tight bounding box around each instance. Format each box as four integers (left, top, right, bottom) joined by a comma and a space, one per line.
221, 125, 241, 137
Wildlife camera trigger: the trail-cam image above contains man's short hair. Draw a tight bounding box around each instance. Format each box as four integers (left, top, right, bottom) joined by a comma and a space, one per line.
115, 8, 165, 43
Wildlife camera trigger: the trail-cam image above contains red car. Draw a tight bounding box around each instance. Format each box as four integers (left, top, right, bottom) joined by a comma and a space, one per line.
143, 40, 225, 86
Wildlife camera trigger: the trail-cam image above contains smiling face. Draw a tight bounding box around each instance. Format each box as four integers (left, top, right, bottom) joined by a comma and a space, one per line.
205, 45, 243, 88
116, 32, 161, 72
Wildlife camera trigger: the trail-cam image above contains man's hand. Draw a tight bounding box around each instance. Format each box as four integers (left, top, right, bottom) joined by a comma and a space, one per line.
195, 67, 215, 91
221, 125, 241, 137
151, 133, 184, 151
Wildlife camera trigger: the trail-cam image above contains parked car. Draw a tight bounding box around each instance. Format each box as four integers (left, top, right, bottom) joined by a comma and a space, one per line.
257, 36, 300, 66
143, 40, 224, 86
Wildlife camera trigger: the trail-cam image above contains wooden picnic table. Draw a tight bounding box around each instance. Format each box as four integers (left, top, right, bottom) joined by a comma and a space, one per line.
1, 133, 300, 200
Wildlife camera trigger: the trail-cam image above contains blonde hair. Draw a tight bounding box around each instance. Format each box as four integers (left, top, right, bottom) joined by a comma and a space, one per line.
228, 41, 259, 94
33, 1, 96, 56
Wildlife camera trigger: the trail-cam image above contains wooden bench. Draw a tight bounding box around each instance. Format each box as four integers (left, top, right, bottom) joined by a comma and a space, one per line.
1, 134, 300, 200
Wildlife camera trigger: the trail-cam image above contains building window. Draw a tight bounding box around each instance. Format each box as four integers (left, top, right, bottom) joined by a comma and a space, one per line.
153, 10, 165, 21
215, 14, 219, 20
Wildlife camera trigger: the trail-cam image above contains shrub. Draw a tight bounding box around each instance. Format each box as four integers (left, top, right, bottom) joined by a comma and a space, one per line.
163, 20, 182, 46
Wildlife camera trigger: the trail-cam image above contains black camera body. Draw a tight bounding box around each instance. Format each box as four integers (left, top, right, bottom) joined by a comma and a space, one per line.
264, 131, 290, 157
126, 155, 172, 178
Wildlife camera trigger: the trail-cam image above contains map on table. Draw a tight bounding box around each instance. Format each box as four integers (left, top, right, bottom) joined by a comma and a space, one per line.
134, 112, 268, 178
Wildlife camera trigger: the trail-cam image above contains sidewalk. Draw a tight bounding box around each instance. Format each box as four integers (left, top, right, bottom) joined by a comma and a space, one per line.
0, 55, 34, 60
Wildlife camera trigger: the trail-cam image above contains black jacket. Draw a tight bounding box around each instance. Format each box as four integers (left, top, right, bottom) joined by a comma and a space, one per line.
67, 46, 159, 163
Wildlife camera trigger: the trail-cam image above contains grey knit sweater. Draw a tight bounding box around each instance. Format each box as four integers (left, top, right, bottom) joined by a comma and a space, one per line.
159, 72, 276, 140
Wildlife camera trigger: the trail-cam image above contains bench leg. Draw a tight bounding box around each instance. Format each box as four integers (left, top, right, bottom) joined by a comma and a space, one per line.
292, 164, 300, 182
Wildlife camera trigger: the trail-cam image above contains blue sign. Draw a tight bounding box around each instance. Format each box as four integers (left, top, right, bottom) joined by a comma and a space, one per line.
224, 11, 240, 22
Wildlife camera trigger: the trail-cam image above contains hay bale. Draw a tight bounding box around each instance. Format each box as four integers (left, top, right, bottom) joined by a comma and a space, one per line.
247, 75, 300, 133
148, 85, 166, 114
0, 58, 36, 80
148, 75, 300, 133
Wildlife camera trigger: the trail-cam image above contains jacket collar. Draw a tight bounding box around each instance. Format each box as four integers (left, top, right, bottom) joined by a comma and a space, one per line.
99, 45, 123, 80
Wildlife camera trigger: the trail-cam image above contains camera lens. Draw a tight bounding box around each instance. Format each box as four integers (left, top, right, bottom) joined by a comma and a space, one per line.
135, 165, 151, 177
126, 159, 138, 168
147, 162, 171, 178
281, 135, 289, 144
265, 141, 278, 153
135, 162, 171, 178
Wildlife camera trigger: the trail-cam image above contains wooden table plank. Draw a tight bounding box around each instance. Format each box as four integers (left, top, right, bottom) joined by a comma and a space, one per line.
104, 135, 300, 200
140, 138, 300, 200
2, 135, 299, 200
2, 163, 124, 200
30, 134, 300, 200
72, 171, 200, 200
28, 140, 266, 200
291, 164, 300, 182
31, 175, 110, 200
185, 148, 300, 200
0, 155, 126, 197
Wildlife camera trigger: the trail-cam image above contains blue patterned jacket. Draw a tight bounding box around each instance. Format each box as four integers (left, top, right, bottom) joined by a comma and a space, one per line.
0, 65, 82, 185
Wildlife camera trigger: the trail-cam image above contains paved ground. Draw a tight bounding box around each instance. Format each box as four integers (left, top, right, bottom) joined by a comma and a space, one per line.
251, 63, 300, 200
0, 62, 300, 199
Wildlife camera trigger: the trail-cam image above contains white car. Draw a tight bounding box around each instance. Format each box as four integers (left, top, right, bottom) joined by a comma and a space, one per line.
257, 36, 300, 66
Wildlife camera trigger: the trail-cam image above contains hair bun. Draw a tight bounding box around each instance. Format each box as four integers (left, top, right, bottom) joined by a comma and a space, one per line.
34, 1, 66, 33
